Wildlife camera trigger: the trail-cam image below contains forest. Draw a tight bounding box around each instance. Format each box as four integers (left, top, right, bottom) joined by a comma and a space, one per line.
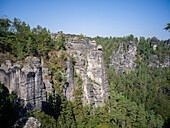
0, 18, 169, 128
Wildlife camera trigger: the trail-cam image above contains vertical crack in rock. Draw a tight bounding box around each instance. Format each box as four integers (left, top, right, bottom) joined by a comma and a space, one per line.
64, 37, 109, 108
109, 41, 137, 73
0, 57, 49, 111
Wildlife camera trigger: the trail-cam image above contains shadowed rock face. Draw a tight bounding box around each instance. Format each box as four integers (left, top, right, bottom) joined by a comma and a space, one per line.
64, 37, 109, 108
109, 41, 137, 73
0, 57, 48, 111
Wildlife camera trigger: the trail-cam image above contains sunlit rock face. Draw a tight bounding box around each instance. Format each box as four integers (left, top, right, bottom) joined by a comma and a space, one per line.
148, 55, 170, 68
64, 37, 109, 108
0, 57, 52, 111
0, 36, 109, 110
109, 41, 137, 73
14, 116, 41, 128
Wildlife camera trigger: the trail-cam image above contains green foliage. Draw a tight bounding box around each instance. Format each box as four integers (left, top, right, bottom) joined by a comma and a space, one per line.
57, 100, 76, 128
73, 75, 86, 127
95, 124, 109, 128
16, 41, 26, 60
56, 34, 65, 50
71, 55, 76, 66
0, 17, 55, 58
92, 35, 137, 69
93, 35, 169, 127
107, 62, 168, 127
0, 17, 169, 128
164, 23, 170, 31
29, 111, 57, 128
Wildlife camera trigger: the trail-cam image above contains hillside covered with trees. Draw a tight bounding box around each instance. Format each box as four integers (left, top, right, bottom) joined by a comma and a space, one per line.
0, 18, 169, 128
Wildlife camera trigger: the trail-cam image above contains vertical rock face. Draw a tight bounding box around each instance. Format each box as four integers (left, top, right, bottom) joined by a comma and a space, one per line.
109, 41, 137, 73
63, 57, 74, 101
64, 37, 109, 108
0, 37, 109, 110
0, 57, 47, 111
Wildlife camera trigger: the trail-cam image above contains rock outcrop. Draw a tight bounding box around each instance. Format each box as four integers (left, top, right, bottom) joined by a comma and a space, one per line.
63, 57, 75, 101
64, 37, 109, 108
0, 57, 49, 111
148, 55, 169, 68
109, 41, 137, 73
14, 116, 41, 128
0, 36, 109, 110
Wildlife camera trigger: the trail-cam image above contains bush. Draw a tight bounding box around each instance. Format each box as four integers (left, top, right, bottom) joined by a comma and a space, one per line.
29, 111, 57, 128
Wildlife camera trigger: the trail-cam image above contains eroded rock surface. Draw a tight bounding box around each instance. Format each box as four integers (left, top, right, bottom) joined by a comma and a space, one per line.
63, 57, 74, 101
14, 116, 41, 128
0, 36, 110, 110
64, 37, 109, 108
109, 41, 137, 73
148, 55, 169, 68
0, 57, 49, 111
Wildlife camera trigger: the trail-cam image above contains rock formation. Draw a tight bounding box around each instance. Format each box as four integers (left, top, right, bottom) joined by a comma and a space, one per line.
0, 57, 49, 111
14, 116, 41, 128
109, 41, 137, 73
64, 36, 109, 108
0, 36, 109, 111
63, 57, 74, 101
148, 55, 169, 68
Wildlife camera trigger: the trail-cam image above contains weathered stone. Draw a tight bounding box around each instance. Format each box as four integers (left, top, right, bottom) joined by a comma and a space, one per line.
42, 67, 53, 94
73, 37, 79, 43
149, 56, 169, 68
65, 37, 109, 108
152, 55, 158, 61
109, 41, 137, 73
63, 57, 74, 101
0, 57, 52, 111
14, 116, 41, 128
97, 45, 103, 51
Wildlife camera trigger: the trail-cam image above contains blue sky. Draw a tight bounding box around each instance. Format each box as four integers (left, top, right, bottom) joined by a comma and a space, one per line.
0, 0, 170, 40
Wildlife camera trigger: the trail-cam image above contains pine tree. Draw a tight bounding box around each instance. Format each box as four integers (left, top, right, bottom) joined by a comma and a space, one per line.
16, 41, 26, 60
26, 37, 35, 56
73, 75, 86, 128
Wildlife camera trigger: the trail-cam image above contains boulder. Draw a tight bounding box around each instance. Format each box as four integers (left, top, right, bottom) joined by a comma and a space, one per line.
14, 116, 41, 128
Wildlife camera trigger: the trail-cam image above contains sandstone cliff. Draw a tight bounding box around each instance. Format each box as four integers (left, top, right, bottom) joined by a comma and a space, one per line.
0, 36, 110, 111
0, 57, 51, 111
64, 36, 109, 108
109, 41, 137, 73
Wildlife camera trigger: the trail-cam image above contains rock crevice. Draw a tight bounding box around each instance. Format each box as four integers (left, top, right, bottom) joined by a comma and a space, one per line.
109, 41, 137, 73
64, 37, 109, 108
0, 57, 48, 111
